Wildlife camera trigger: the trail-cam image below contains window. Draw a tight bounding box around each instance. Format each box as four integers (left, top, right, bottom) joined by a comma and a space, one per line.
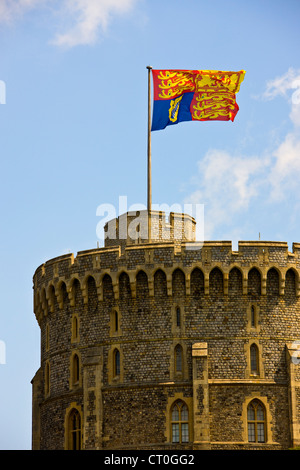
110, 309, 121, 336
171, 400, 189, 443
251, 305, 256, 328
108, 346, 123, 383
68, 409, 81, 450
114, 311, 118, 332
250, 343, 259, 375
247, 399, 266, 443
247, 304, 260, 334
72, 354, 80, 385
113, 348, 120, 377
172, 305, 185, 336
175, 344, 183, 373
176, 307, 181, 327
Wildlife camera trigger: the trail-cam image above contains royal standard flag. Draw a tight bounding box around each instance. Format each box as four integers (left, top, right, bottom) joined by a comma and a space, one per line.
151, 69, 246, 131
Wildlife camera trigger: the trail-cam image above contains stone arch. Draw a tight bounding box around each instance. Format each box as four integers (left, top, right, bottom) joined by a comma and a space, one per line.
174, 343, 183, 374
86, 275, 98, 310
70, 351, 81, 387
108, 344, 124, 383
47, 283, 56, 313
64, 404, 82, 450
119, 271, 131, 301
70, 278, 82, 307
242, 396, 273, 444
172, 268, 186, 298
229, 267, 243, 296
209, 267, 223, 296
285, 268, 297, 300
190, 267, 204, 297
136, 270, 149, 298
102, 274, 114, 301
55, 280, 67, 310
40, 287, 48, 316
169, 399, 190, 443
154, 268, 167, 297
113, 347, 121, 377
266, 267, 280, 296
248, 267, 261, 298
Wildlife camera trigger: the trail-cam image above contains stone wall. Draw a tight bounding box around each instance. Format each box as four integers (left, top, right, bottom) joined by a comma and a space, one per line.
31, 214, 300, 450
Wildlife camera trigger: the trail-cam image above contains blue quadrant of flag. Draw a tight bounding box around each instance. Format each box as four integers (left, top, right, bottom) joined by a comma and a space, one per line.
151, 92, 194, 131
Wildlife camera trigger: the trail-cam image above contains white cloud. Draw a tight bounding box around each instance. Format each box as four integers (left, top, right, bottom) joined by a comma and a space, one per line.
0, 0, 139, 47
264, 69, 300, 199
51, 0, 139, 48
186, 149, 268, 239
262, 67, 300, 128
0, 0, 46, 23
290, 95, 300, 128
262, 67, 300, 101
269, 131, 300, 200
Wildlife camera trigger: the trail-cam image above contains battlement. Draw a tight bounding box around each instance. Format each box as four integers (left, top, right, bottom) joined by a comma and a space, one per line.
33, 239, 300, 282
33, 237, 300, 327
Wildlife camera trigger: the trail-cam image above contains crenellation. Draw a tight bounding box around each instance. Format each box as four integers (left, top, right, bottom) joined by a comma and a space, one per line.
33, 249, 300, 311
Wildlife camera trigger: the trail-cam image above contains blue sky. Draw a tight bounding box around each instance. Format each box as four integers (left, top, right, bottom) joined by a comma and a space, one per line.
0, 0, 300, 449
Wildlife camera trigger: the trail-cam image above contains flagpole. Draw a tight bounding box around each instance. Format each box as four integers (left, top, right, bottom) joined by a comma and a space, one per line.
147, 65, 152, 239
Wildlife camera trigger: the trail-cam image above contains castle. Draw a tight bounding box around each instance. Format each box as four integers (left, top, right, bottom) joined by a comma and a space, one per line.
31, 209, 300, 450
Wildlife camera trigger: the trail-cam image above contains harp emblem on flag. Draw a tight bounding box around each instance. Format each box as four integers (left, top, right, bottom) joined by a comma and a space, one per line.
169, 95, 183, 122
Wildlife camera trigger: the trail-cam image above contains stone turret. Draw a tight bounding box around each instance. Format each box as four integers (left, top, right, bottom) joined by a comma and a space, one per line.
103, 210, 197, 251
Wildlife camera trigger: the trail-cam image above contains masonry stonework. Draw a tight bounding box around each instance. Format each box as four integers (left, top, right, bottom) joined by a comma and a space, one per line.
32, 210, 300, 450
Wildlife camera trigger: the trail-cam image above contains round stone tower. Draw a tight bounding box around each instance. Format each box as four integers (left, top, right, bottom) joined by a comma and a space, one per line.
32, 210, 300, 450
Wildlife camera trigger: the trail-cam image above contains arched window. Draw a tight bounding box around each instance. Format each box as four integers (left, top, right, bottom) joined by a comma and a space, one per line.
247, 399, 266, 443
171, 400, 189, 443
72, 315, 79, 341
68, 409, 81, 450
72, 354, 80, 385
113, 349, 120, 377
110, 310, 121, 336
175, 344, 183, 373
176, 307, 181, 327
251, 306, 256, 328
114, 311, 118, 332
250, 344, 259, 375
